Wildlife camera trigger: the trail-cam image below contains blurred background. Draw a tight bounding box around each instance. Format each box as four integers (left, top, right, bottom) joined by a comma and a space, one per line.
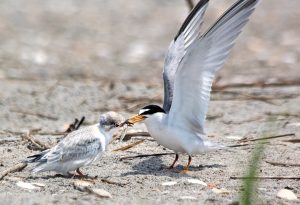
0, 0, 299, 84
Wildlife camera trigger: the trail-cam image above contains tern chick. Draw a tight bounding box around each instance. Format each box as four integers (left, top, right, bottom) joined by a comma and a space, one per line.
23, 112, 124, 176
125, 0, 259, 173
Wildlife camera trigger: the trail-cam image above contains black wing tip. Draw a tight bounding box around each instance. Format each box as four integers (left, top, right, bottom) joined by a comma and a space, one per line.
203, 0, 259, 37
174, 0, 210, 41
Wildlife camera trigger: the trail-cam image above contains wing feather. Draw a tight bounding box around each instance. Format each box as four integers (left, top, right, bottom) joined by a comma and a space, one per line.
45, 125, 103, 164
168, 0, 259, 133
163, 0, 209, 112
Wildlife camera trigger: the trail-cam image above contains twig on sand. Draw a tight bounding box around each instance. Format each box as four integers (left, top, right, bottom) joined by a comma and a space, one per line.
118, 96, 162, 104
65, 116, 85, 133
73, 182, 112, 198
227, 143, 252, 148
120, 153, 173, 161
22, 131, 51, 150
3, 130, 65, 136
240, 133, 295, 143
222, 116, 264, 125
230, 176, 300, 180
212, 78, 300, 90
120, 131, 151, 141
265, 161, 300, 167
10, 109, 58, 120
113, 140, 145, 152
125, 132, 150, 137
185, 0, 194, 10
0, 163, 27, 181
282, 139, 300, 143
265, 112, 300, 118
101, 178, 127, 187
211, 90, 298, 105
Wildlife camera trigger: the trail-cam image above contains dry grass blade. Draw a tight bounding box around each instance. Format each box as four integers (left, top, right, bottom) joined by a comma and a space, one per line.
211, 91, 298, 105
64, 116, 85, 133
101, 178, 127, 187
240, 133, 295, 143
3, 130, 65, 136
231, 176, 300, 180
10, 109, 58, 120
125, 132, 150, 137
0, 163, 27, 181
120, 153, 173, 161
118, 95, 162, 104
227, 143, 252, 148
265, 161, 300, 167
265, 112, 300, 118
212, 78, 300, 90
120, 131, 151, 141
282, 139, 300, 143
22, 131, 51, 150
113, 140, 145, 152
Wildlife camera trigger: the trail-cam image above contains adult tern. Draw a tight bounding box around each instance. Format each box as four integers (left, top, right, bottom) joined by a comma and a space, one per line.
125, 0, 259, 172
24, 112, 125, 176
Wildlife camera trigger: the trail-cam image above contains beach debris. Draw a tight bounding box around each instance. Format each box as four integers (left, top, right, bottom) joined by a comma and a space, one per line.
101, 178, 127, 187
88, 188, 112, 198
120, 153, 173, 161
226, 136, 243, 140
122, 131, 151, 141
73, 180, 111, 198
64, 117, 85, 133
186, 179, 207, 186
276, 189, 298, 201
212, 188, 230, 195
285, 122, 300, 128
113, 140, 145, 152
31, 182, 46, 187
230, 176, 300, 180
73, 180, 94, 189
16, 181, 42, 190
180, 196, 197, 200
162, 181, 177, 186
265, 161, 300, 167
0, 163, 27, 181
207, 182, 217, 189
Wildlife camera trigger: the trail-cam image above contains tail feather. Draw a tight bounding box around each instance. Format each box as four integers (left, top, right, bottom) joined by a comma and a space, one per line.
203, 140, 225, 151
22, 150, 49, 163
32, 163, 48, 173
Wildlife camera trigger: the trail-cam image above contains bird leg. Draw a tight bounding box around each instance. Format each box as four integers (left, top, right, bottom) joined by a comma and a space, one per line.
169, 154, 179, 169
75, 168, 86, 177
181, 155, 192, 174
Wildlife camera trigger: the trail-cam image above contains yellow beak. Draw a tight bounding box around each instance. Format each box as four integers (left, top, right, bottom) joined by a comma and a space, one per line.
127, 114, 146, 124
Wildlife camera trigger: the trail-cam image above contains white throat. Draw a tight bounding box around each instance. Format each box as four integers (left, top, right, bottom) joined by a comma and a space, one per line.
144, 112, 166, 134
98, 125, 115, 145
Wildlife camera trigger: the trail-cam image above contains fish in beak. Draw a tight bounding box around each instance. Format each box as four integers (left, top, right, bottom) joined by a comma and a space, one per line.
119, 114, 147, 141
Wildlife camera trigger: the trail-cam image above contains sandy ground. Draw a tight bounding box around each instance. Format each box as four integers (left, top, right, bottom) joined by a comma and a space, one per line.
0, 0, 300, 204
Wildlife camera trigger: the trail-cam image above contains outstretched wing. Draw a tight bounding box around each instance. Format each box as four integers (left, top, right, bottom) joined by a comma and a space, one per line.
163, 0, 209, 112
168, 0, 259, 133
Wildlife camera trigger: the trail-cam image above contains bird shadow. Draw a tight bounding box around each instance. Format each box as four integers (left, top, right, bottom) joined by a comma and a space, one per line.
26, 173, 98, 180
120, 156, 226, 177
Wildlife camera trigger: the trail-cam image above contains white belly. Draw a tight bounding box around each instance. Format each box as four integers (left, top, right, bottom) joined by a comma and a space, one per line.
144, 114, 206, 155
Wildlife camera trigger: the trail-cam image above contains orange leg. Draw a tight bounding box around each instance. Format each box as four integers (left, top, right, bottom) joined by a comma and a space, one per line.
181, 155, 192, 174
169, 154, 179, 169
